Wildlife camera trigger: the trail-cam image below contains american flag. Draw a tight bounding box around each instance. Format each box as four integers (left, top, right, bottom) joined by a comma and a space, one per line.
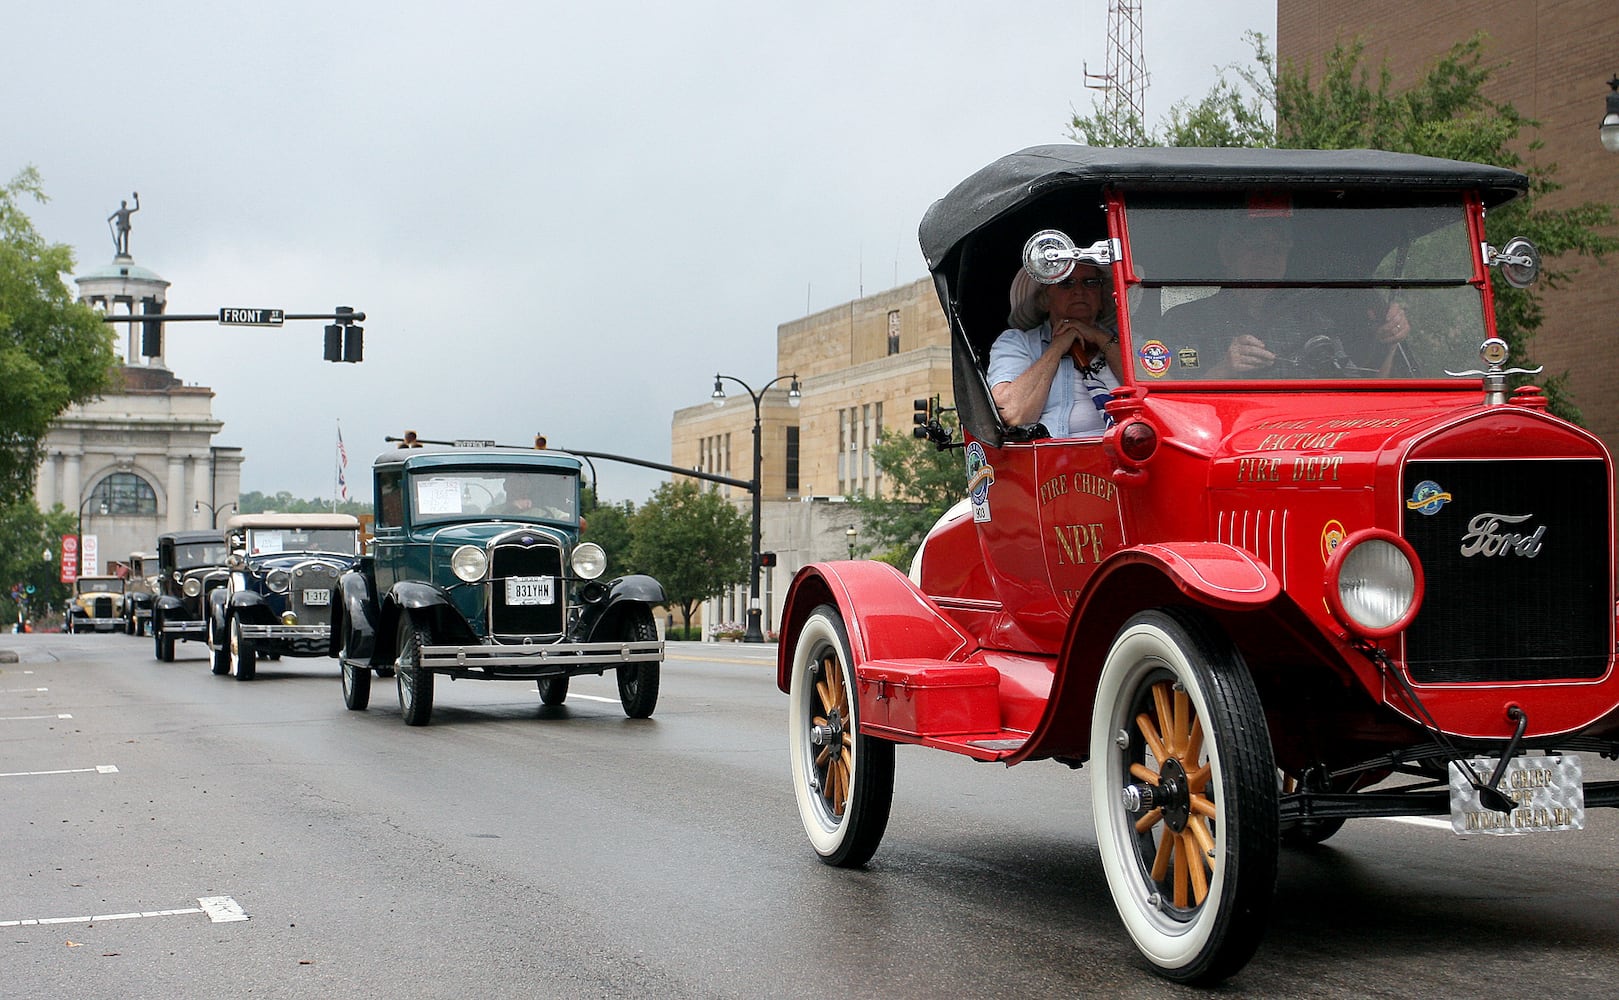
336, 424, 349, 502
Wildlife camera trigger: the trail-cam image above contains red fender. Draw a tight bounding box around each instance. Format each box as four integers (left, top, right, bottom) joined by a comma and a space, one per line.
775, 561, 974, 693
1007, 542, 1281, 765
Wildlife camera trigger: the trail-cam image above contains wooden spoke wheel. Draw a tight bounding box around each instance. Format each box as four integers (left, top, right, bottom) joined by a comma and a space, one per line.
1091, 609, 1278, 985
787, 604, 893, 868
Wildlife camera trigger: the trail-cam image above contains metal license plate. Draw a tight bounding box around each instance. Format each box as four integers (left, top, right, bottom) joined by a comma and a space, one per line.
505, 576, 554, 606
1449, 754, 1584, 835
303, 588, 331, 606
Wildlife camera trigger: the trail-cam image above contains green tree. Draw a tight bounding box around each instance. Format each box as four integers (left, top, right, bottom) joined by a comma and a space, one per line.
238, 490, 368, 517
1069, 32, 1618, 422
628, 481, 748, 631
0, 499, 76, 627
0, 168, 119, 505
851, 413, 965, 568
583, 497, 638, 577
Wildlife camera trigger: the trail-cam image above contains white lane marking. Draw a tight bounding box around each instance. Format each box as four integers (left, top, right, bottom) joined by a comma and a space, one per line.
0, 713, 71, 721
1381, 816, 1453, 831
571, 694, 619, 704
0, 896, 249, 928
0, 764, 118, 778
0, 687, 49, 693
198, 896, 250, 922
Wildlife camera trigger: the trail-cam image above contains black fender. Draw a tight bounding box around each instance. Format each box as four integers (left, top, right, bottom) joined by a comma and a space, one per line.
155, 595, 185, 615
228, 589, 275, 625
374, 580, 477, 667
331, 568, 378, 660
579, 574, 667, 640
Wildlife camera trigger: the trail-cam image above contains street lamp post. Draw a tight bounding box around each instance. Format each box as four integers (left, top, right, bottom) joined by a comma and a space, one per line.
711, 371, 801, 643
194, 499, 238, 528
1601, 75, 1619, 153
846, 524, 858, 560
77, 493, 108, 575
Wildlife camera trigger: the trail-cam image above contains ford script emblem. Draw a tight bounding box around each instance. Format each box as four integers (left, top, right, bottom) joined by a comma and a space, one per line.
1405, 480, 1452, 515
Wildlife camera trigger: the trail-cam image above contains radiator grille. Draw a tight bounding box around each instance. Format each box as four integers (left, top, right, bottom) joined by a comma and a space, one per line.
489, 541, 565, 638
288, 562, 342, 621
1402, 459, 1611, 683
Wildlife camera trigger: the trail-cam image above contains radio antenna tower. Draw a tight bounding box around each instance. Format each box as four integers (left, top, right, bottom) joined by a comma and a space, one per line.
1082, 1, 1147, 143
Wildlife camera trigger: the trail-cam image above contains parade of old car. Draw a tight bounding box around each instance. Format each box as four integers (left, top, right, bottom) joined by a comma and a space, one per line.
11, 9, 1619, 994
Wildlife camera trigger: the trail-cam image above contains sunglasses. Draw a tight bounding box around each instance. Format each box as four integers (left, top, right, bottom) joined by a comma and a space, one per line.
1055, 275, 1105, 290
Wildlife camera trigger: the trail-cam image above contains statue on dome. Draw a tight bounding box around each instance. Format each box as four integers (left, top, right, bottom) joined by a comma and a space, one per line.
108, 192, 140, 256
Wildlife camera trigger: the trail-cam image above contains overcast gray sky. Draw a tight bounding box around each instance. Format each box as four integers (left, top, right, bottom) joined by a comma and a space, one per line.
9, 1, 1274, 505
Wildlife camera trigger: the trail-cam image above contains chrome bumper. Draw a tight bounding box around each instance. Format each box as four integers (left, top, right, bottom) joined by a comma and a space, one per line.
238, 623, 331, 640
420, 639, 664, 674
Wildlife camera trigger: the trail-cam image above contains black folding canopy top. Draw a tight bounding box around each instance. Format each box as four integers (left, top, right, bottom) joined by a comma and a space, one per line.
918, 145, 1530, 445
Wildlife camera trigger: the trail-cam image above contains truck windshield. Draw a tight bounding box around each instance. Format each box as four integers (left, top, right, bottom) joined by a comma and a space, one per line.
409, 468, 578, 525
1121, 192, 1488, 382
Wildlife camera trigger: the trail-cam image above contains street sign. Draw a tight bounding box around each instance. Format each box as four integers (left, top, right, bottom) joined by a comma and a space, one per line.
454, 439, 497, 448
218, 308, 285, 326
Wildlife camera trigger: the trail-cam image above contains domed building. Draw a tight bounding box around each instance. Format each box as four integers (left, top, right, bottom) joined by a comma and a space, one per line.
33, 236, 242, 577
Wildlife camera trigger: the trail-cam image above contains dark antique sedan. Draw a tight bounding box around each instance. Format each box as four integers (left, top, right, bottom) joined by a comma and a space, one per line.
208, 513, 361, 680
152, 531, 230, 661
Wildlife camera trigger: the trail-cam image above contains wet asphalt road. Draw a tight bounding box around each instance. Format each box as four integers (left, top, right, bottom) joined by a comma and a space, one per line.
3, 631, 1617, 999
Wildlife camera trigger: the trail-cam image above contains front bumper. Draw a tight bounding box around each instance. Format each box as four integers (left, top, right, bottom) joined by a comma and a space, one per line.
420, 639, 664, 678
158, 619, 206, 636
238, 623, 331, 640
75, 617, 122, 630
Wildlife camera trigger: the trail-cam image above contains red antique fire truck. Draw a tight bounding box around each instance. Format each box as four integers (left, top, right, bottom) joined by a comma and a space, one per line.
776, 146, 1618, 984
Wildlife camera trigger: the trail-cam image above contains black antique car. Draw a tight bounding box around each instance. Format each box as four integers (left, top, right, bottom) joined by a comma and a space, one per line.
208, 513, 361, 680
331, 445, 665, 726
152, 530, 231, 661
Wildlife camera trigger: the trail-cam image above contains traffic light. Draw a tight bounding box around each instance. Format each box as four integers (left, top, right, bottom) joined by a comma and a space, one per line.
343, 324, 363, 363
534, 434, 548, 450
140, 298, 163, 357
326, 305, 362, 363
399, 430, 422, 449
913, 397, 936, 439
758, 552, 777, 568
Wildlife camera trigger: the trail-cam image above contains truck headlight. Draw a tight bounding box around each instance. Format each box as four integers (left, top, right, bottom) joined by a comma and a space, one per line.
571, 542, 606, 580
1325, 530, 1423, 638
266, 569, 291, 594
451, 545, 488, 583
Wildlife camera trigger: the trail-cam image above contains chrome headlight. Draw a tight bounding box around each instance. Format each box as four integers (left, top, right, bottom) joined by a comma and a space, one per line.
1326, 530, 1423, 638
266, 569, 291, 594
571, 542, 606, 580
451, 545, 488, 583
183, 578, 202, 597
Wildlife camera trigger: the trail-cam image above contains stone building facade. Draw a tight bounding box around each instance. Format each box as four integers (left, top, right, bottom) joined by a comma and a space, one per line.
34, 250, 242, 575
669, 277, 953, 637
1278, 0, 1619, 471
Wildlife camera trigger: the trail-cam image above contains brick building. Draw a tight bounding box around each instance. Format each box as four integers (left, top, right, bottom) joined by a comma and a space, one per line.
1279, 0, 1619, 465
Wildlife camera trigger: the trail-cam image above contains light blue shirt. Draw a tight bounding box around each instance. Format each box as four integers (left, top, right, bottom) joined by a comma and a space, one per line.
987, 320, 1119, 437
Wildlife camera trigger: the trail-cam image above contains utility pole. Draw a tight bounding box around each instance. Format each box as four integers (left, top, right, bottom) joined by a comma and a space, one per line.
1083, 1, 1146, 142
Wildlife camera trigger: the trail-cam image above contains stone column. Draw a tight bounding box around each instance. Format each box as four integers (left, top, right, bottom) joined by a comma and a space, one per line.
167, 455, 187, 532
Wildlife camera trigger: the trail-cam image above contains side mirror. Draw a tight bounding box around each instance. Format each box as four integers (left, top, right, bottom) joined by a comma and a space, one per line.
1486, 236, 1541, 288
1022, 229, 1114, 283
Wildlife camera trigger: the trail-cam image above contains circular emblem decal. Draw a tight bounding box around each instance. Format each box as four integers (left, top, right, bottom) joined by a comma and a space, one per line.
1321, 520, 1346, 563
1405, 480, 1453, 516
1139, 339, 1171, 377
